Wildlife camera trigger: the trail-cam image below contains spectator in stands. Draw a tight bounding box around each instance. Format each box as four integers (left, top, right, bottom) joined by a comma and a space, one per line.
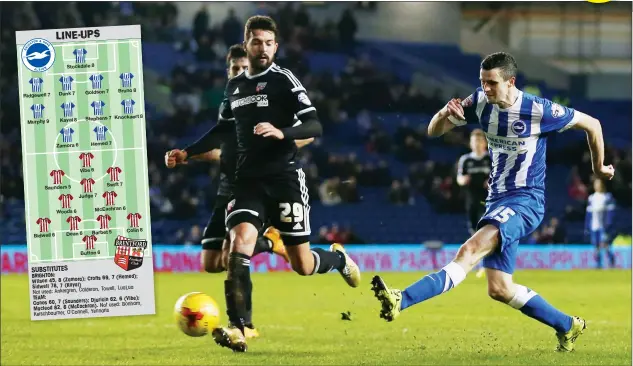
192, 4, 210, 42
339, 176, 361, 203
394, 119, 415, 145
222, 8, 242, 47
568, 167, 589, 202
316, 226, 330, 244
338, 8, 358, 53
339, 224, 364, 244
395, 135, 427, 163
319, 178, 343, 206
539, 217, 568, 244
325, 223, 345, 243
170, 69, 201, 116
195, 34, 216, 62
366, 129, 393, 154
388, 180, 413, 206
184, 225, 203, 245
612, 149, 632, 206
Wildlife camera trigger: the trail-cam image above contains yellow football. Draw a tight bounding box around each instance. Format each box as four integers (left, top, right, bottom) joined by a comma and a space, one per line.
174, 292, 221, 337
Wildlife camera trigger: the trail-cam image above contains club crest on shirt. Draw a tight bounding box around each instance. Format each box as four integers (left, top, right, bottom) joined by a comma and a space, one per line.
256, 82, 267, 92
226, 199, 235, 213
551, 103, 565, 118
510, 120, 528, 135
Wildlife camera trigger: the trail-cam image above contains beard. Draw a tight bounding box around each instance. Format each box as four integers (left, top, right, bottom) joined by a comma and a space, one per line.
248, 54, 273, 74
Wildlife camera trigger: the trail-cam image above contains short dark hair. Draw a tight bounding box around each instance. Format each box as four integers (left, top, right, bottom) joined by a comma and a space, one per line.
480, 52, 517, 81
226, 44, 247, 66
244, 15, 278, 42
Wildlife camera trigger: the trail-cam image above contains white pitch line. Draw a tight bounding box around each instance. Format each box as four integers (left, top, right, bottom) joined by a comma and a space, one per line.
54, 40, 136, 48
46, 41, 118, 76
73, 241, 108, 246
62, 42, 100, 62
55, 227, 126, 234
28, 147, 142, 156
37, 256, 116, 262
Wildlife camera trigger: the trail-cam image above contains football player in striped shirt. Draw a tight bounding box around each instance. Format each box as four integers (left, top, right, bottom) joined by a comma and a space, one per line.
585, 178, 617, 268
372, 52, 615, 352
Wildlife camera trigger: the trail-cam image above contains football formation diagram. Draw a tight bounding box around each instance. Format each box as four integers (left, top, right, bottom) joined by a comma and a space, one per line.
18, 38, 152, 264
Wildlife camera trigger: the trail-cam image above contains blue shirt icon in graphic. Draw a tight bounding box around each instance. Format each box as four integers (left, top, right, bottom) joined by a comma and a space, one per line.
121, 99, 135, 115
30, 104, 45, 119
74, 48, 87, 64
91, 100, 105, 116
61, 102, 75, 117
60, 127, 75, 143
29, 77, 43, 93
93, 125, 108, 141
89, 74, 103, 89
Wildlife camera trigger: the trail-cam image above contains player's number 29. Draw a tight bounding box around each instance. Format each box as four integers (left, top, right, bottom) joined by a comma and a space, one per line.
279, 202, 304, 223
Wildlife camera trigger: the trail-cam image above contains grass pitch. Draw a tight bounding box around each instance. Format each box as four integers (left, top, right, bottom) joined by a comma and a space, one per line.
1, 270, 631, 365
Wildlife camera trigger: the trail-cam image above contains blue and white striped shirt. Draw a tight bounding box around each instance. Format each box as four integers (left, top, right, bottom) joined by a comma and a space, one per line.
586, 192, 616, 232
453, 88, 579, 200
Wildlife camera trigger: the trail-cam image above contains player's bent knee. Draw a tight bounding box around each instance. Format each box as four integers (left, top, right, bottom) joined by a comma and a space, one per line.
487, 285, 514, 303
291, 262, 312, 276
229, 222, 260, 254
285, 243, 314, 275
455, 240, 481, 266
201, 249, 224, 273
457, 225, 499, 264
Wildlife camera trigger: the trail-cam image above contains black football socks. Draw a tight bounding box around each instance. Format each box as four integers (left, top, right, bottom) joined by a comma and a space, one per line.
310, 248, 345, 274
224, 252, 252, 334
253, 236, 273, 256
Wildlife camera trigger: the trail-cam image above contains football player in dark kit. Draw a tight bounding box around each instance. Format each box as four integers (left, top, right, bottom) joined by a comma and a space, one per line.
165, 44, 314, 339
171, 16, 361, 352
456, 129, 491, 278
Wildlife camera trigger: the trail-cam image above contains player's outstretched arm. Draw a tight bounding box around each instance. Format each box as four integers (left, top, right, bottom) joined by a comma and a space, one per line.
192, 149, 222, 162
254, 118, 323, 141
456, 154, 470, 186
182, 119, 232, 161
295, 138, 314, 148
428, 98, 465, 137
570, 111, 615, 180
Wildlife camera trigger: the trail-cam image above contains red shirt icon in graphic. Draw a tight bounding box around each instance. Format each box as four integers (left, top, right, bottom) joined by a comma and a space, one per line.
96, 214, 111, 229
79, 152, 94, 168
80, 178, 95, 193
66, 216, 81, 231
103, 191, 117, 206
82, 235, 97, 250
126, 212, 142, 228
36, 217, 51, 233
58, 193, 74, 208
107, 166, 122, 182
50, 169, 65, 184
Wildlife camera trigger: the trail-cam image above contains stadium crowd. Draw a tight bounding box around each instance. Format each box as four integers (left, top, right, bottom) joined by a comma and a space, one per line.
1, 2, 630, 245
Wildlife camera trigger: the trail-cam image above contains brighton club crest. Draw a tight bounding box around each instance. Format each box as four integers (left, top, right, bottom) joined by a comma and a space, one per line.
114, 235, 148, 271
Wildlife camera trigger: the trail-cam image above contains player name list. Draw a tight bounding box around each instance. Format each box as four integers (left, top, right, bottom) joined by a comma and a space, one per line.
29, 260, 154, 320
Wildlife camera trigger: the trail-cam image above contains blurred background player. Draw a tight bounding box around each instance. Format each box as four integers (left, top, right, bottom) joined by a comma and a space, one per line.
174, 16, 361, 352
164, 44, 312, 339
456, 128, 491, 278
372, 51, 615, 352
585, 178, 617, 269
